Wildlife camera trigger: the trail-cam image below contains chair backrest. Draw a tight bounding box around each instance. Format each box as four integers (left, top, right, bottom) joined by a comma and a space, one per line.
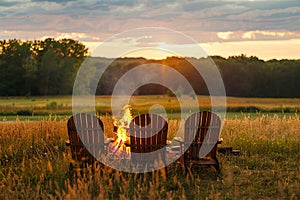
184, 111, 221, 161
67, 113, 105, 164
129, 113, 168, 165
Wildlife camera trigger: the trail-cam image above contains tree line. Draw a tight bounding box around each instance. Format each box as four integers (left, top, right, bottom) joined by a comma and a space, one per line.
0, 39, 299, 97
0, 38, 88, 96
90, 56, 300, 98
213, 55, 300, 97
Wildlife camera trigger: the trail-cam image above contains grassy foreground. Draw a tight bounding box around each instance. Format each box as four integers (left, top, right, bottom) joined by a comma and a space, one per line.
0, 114, 299, 199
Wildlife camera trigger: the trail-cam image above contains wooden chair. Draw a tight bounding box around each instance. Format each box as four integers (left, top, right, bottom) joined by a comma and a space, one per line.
176, 111, 222, 173
129, 113, 168, 172
66, 113, 109, 170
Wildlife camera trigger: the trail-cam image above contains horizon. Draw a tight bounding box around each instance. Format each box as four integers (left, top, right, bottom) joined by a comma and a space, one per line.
83, 39, 300, 61
83, 42, 299, 61
1, 37, 299, 61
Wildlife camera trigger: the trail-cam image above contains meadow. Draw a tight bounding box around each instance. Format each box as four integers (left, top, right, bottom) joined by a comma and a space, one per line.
0, 112, 299, 199
0, 95, 300, 121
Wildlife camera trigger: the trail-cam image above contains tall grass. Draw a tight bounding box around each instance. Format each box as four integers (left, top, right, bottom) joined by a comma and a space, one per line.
0, 114, 299, 199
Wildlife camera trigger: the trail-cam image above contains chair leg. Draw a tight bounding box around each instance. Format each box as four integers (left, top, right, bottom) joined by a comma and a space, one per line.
159, 167, 168, 179
178, 156, 186, 170
214, 157, 220, 174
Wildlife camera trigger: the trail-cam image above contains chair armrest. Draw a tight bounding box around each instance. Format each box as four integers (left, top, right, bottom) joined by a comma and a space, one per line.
65, 140, 71, 146
174, 137, 184, 144
217, 138, 223, 144
173, 137, 184, 154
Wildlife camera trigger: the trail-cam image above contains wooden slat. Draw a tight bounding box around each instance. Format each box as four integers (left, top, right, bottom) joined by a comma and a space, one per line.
129, 113, 168, 166
182, 111, 221, 173
67, 113, 105, 164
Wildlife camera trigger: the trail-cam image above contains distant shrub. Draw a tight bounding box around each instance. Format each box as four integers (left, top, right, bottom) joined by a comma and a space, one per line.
167, 87, 183, 97
227, 106, 260, 113
167, 90, 176, 97
46, 101, 58, 110
16, 110, 32, 116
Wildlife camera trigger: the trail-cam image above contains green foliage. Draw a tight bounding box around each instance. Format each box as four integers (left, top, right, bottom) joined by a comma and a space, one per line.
94, 56, 300, 97
213, 55, 300, 97
46, 101, 57, 110
1, 46, 300, 98
0, 38, 88, 96
167, 89, 176, 97
16, 110, 33, 116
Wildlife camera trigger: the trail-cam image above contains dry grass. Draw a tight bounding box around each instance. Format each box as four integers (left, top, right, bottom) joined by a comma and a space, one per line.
0, 114, 299, 199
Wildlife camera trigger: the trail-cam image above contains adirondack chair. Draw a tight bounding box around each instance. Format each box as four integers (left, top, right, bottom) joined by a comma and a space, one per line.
129, 113, 168, 172
176, 111, 222, 173
66, 113, 109, 170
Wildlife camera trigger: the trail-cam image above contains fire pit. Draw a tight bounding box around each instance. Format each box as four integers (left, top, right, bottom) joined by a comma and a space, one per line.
107, 105, 182, 162
107, 105, 132, 160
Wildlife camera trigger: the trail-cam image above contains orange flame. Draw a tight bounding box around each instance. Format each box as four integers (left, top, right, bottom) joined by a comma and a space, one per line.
111, 105, 133, 157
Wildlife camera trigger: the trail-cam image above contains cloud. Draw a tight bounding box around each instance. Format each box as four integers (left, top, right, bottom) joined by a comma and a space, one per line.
242, 31, 293, 39
0, 0, 299, 44
31, 0, 78, 3
0, 1, 24, 7
216, 30, 300, 42
217, 32, 234, 40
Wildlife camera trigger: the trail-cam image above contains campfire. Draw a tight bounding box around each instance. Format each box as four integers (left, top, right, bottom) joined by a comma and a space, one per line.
108, 105, 133, 160
107, 105, 181, 161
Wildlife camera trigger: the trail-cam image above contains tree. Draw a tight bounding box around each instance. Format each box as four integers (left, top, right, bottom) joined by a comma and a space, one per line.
0, 38, 88, 96
0, 39, 33, 95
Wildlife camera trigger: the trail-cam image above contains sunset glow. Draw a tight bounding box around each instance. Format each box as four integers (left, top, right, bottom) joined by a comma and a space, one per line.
0, 1, 299, 60
84, 38, 300, 60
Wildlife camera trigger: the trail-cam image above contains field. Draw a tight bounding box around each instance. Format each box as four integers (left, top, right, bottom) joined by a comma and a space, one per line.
0, 95, 300, 121
0, 96, 299, 199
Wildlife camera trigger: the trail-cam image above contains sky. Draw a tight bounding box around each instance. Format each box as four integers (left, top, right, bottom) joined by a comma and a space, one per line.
0, 0, 299, 60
